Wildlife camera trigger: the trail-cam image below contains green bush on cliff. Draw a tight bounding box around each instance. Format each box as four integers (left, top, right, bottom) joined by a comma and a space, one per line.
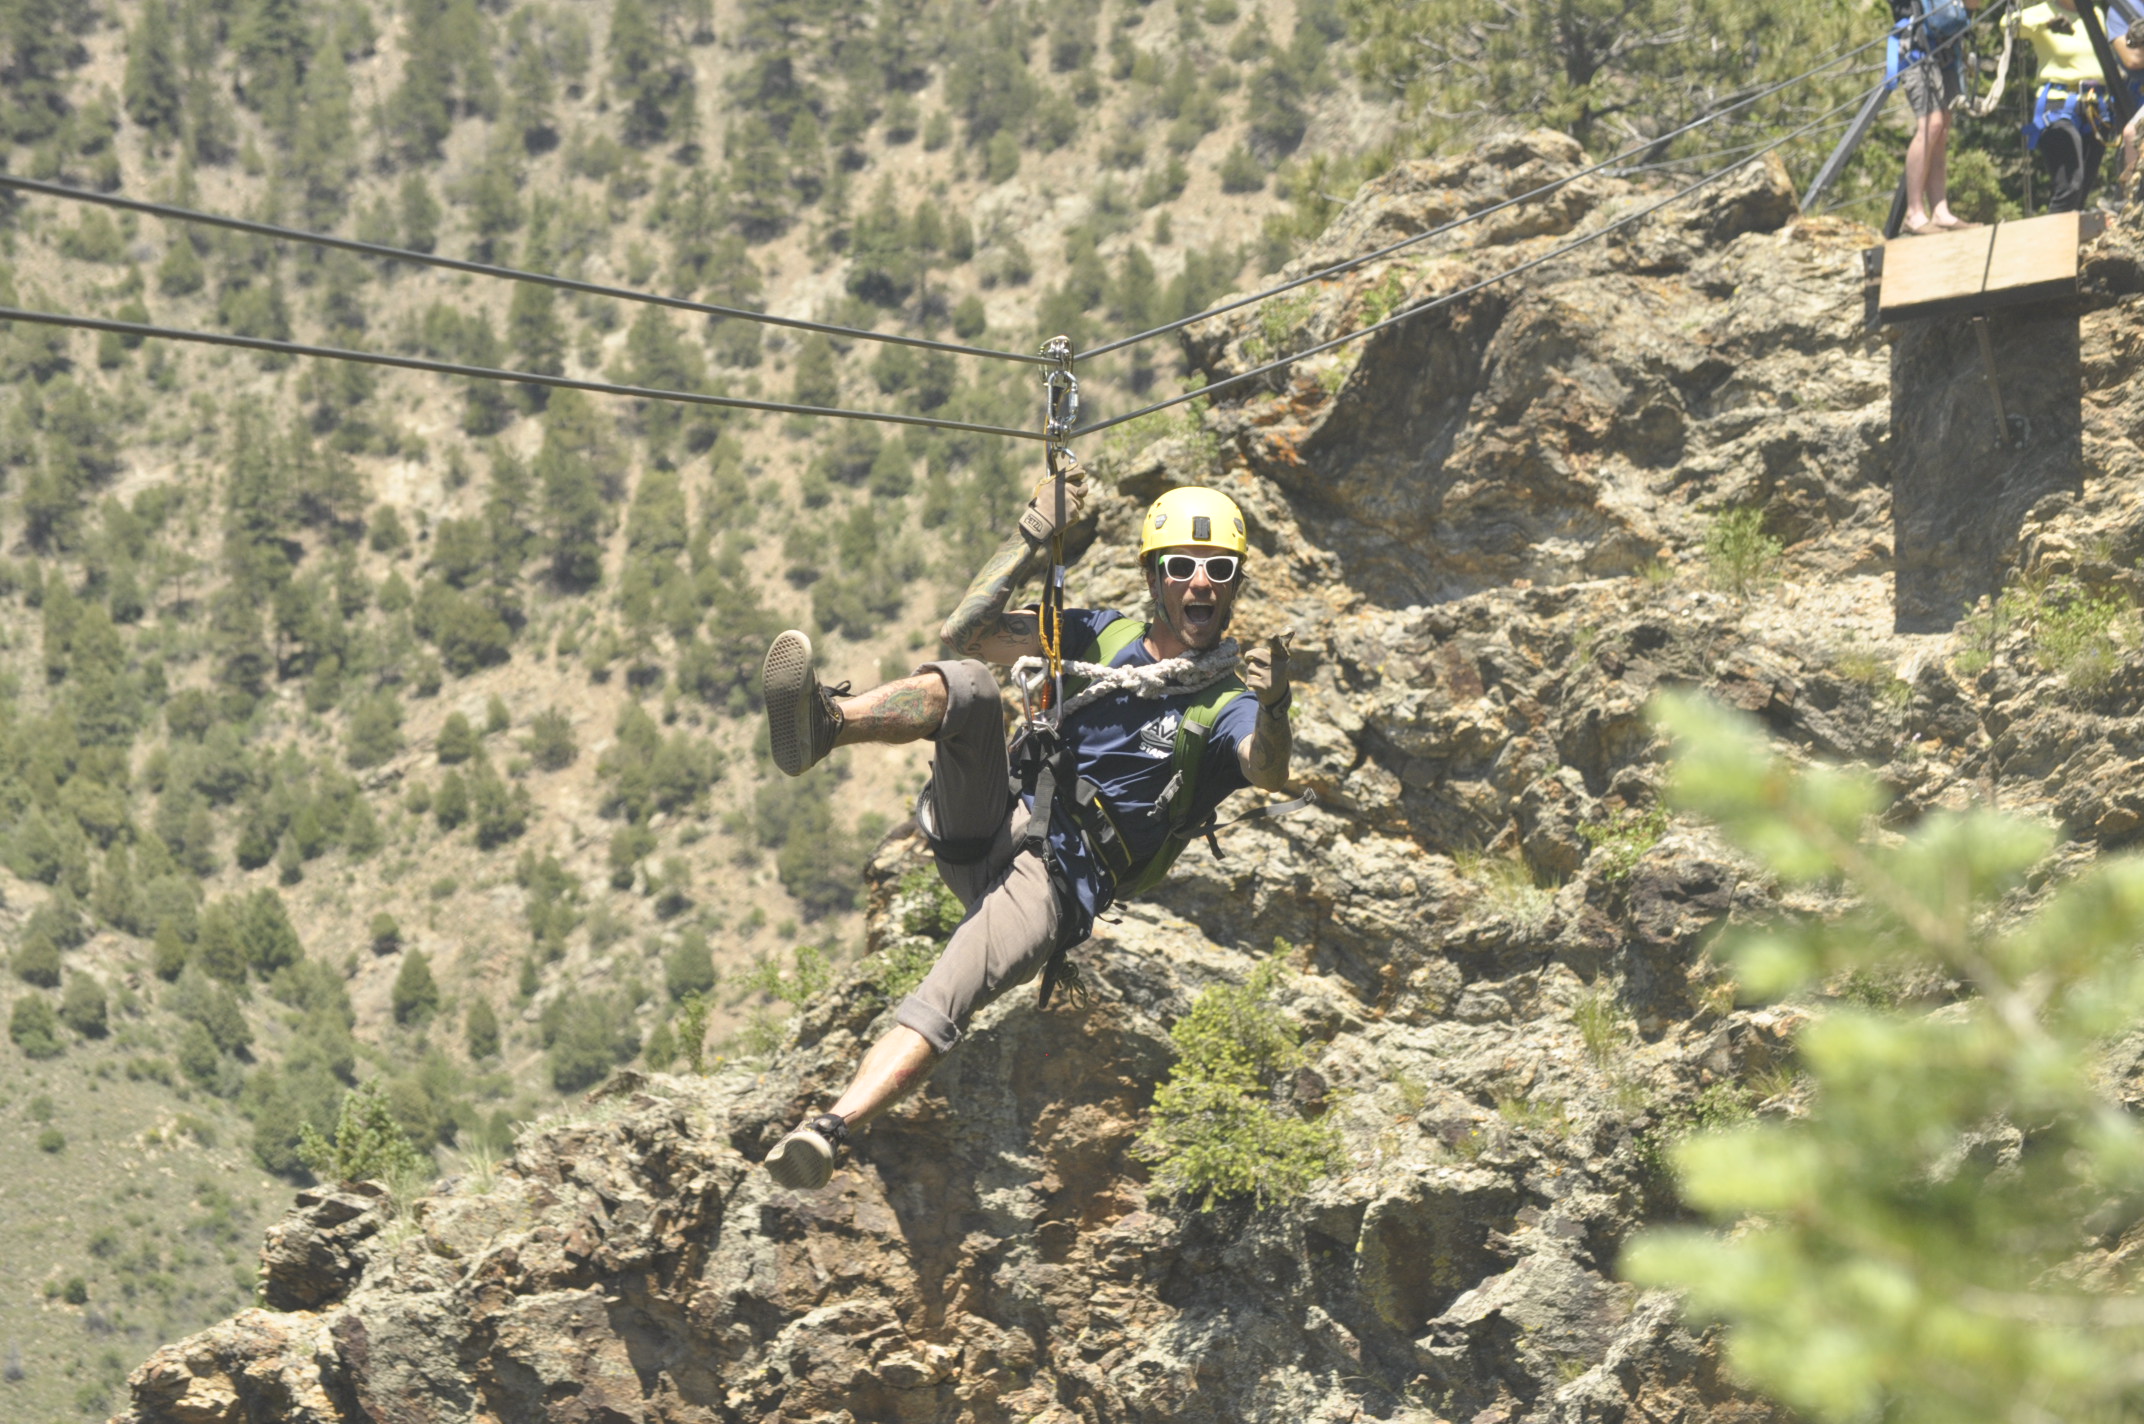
1626, 692, 2144, 1422
297, 1078, 427, 1189
1136, 952, 1340, 1209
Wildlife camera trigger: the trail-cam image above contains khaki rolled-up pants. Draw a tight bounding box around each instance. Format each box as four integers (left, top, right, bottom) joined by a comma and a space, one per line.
894, 659, 1065, 1053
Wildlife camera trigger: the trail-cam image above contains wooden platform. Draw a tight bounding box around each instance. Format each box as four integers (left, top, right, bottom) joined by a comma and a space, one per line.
1872, 211, 2105, 323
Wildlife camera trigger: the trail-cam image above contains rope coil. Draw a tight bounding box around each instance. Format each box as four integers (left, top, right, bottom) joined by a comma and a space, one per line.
1012, 641, 1241, 724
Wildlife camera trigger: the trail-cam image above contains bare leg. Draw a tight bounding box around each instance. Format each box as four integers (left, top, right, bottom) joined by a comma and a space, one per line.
1927, 109, 1959, 225
827, 1024, 939, 1128
2123, 117, 2143, 199
1905, 112, 1937, 229
834, 670, 948, 747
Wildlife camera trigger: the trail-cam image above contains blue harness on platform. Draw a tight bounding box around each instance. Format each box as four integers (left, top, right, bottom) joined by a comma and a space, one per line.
2025, 80, 2115, 147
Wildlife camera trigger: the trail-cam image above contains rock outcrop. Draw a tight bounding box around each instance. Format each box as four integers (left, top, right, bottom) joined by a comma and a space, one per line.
116, 133, 2144, 1424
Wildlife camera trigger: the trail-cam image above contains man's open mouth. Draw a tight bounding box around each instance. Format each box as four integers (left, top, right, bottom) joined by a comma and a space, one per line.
1184, 603, 1216, 628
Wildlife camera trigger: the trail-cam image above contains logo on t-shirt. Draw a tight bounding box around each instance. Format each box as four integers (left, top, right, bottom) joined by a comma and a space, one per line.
1138, 709, 1181, 757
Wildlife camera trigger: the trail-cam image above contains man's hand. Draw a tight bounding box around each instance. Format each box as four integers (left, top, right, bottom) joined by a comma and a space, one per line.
1238, 632, 1294, 791
1016, 454, 1091, 547
1241, 631, 1292, 712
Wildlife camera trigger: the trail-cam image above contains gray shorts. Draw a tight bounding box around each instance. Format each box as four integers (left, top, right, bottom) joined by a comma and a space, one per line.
1901, 55, 1963, 118
894, 658, 1064, 1054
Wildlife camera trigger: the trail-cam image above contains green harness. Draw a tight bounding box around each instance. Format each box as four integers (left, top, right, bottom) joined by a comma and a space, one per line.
1067, 617, 1247, 899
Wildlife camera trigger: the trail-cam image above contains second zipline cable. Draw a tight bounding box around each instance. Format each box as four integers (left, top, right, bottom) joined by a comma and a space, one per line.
0, 305, 1054, 443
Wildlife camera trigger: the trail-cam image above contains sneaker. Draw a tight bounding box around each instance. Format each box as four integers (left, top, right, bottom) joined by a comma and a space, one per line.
762, 630, 848, 777
764, 1114, 848, 1190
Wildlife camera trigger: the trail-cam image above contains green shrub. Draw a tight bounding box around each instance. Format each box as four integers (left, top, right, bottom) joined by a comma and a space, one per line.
345, 692, 405, 769
663, 930, 717, 1001
297, 1078, 427, 1188
524, 707, 577, 770
1704, 507, 1784, 598
38, 1125, 65, 1153
59, 973, 107, 1038
370, 912, 401, 953
1580, 804, 1670, 884
11, 931, 61, 987
539, 989, 638, 1091
1219, 143, 1265, 193
435, 712, 479, 764
671, 991, 712, 1073
10, 993, 63, 1058
1134, 953, 1340, 1208
465, 998, 499, 1059
391, 950, 440, 1025
869, 868, 963, 1000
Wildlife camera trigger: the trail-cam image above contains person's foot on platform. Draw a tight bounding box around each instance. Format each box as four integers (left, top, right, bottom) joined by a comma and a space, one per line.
764, 1114, 848, 1190
763, 630, 847, 778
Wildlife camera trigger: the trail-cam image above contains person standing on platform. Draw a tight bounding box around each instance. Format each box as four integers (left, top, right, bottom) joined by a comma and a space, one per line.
2020, 0, 2120, 212
2100, 0, 2144, 200
1896, 0, 1978, 233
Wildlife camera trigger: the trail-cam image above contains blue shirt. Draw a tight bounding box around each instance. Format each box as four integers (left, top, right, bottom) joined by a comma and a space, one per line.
1025, 608, 1259, 934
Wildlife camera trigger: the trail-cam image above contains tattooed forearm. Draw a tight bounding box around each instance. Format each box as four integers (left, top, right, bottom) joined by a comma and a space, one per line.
940, 530, 1048, 656
1242, 705, 1293, 791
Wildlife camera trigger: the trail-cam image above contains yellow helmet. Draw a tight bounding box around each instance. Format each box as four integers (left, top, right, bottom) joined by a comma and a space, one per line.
1139, 487, 1248, 559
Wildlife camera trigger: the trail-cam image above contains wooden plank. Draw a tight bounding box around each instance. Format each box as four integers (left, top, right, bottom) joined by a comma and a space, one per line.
1879, 224, 1994, 320
1985, 210, 2080, 295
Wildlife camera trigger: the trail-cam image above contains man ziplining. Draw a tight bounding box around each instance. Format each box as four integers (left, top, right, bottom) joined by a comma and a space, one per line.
755, 465, 1294, 1190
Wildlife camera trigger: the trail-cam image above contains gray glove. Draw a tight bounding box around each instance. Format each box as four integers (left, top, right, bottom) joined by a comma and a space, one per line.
1017, 454, 1090, 546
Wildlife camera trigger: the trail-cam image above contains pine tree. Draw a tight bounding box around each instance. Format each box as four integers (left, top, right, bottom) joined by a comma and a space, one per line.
59, 973, 107, 1038
1, 0, 79, 145
233, 0, 312, 135
610, 0, 693, 148
465, 997, 499, 1058
615, 306, 707, 450
152, 917, 190, 979
507, 281, 565, 380
194, 901, 247, 984
390, 949, 438, 1025
124, 0, 185, 144
790, 334, 838, 407
242, 888, 302, 974
536, 390, 610, 590
12, 931, 61, 987
725, 115, 789, 240
435, 712, 479, 764
399, 172, 441, 254
291, 34, 356, 227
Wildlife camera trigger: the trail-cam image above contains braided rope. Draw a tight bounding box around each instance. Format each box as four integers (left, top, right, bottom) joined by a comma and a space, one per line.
1012, 639, 1241, 722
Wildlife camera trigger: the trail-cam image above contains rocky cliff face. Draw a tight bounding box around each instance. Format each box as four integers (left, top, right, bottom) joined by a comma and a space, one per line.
113, 133, 2144, 1424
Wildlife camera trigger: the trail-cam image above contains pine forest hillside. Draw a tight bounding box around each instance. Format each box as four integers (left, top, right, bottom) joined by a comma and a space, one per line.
0, 0, 1408, 1415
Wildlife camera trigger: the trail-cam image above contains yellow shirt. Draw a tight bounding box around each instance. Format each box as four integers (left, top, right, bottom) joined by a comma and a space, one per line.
2018, 2, 2110, 86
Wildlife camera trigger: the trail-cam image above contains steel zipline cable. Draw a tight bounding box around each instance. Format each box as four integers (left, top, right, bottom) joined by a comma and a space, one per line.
4, 8, 1991, 448
1079, 30, 1892, 361
1069, 86, 1893, 441
0, 172, 1053, 367
0, 83, 1885, 450
0, 305, 1055, 443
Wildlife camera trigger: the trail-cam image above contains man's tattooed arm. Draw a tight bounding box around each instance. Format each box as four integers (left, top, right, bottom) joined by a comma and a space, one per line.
939, 530, 1049, 662
1239, 703, 1294, 791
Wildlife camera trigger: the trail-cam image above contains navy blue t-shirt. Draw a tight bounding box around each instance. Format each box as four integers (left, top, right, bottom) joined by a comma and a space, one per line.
1025, 608, 1260, 934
